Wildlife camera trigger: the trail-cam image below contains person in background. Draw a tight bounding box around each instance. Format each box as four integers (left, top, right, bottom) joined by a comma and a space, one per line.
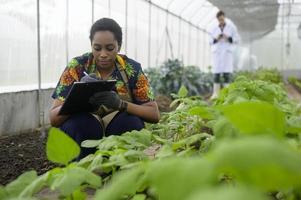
49, 18, 160, 160
208, 10, 240, 99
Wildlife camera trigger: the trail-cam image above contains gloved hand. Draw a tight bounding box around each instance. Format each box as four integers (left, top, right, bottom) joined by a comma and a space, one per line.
89, 91, 128, 111
80, 73, 100, 82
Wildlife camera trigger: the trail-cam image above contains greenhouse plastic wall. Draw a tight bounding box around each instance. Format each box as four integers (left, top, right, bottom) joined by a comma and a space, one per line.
0, 0, 211, 93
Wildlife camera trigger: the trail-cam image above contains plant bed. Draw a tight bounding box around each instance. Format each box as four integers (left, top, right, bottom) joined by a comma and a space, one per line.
0, 131, 56, 186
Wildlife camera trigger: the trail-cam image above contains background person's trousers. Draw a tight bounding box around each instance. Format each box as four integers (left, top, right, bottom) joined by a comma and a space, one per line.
60, 112, 145, 160
213, 73, 231, 83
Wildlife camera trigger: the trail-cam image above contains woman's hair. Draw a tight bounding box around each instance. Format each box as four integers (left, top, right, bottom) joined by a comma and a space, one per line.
89, 18, 122, 47
216, 10, 225, 18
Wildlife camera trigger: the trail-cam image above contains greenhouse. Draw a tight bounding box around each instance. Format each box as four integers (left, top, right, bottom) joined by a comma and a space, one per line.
1, 0, 301, 199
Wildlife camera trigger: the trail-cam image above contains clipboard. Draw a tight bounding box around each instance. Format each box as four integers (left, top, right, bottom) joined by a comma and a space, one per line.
58, 80, 117, 115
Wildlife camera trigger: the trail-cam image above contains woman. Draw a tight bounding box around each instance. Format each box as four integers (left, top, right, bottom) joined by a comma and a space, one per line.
49, 18, 160, 159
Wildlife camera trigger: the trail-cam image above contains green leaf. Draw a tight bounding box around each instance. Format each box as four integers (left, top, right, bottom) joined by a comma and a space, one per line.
152, 134, 170, 144
169, 99, 181, 108
155, 145, 175, 159
95, 166, 145, 200
81, 139, 101, 148
131, 194, 146, 200
286, 116, 301, 134
146, 158, 215, 200
77, 154, 96, 168
4, 171, 37, 198
178, 85, 188, 98
186, 186, 268, 200
0, 187, 6, 200
47, 127, 80, 165
219, 101, 285, 137
87, 154, 103, 172
19, 172, 50, 197
210, 117, 238, 138
68, 187, 87, 200
50, 165, 101, 196
188, 106, 214, 119
209, 136, 301, 190
172, 133, 209, 150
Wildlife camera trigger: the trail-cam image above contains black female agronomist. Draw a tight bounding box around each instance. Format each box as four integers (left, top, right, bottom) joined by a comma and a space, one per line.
49, 18, 160, 160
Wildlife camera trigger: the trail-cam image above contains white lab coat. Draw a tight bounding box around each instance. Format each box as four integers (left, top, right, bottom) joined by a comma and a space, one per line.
208, 19, 240, 73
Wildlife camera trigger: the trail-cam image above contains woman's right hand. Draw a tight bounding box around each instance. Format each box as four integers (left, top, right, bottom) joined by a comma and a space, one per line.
80, 73, 100, 82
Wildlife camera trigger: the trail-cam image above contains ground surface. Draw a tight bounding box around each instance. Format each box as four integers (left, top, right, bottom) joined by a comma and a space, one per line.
1, 87, 300, 186
0, 131, 56, 186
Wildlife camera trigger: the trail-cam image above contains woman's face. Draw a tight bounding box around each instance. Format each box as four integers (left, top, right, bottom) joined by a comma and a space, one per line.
91, 31, 120, 70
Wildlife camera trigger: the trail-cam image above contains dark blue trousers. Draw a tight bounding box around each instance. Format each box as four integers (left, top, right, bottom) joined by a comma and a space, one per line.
60, 112, 144, 160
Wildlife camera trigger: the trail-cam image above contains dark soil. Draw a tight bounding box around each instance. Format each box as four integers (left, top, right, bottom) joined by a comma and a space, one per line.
0, 131, 56, 186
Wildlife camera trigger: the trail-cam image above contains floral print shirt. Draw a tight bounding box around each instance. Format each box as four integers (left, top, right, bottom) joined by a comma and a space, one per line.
52, 52, 154, 105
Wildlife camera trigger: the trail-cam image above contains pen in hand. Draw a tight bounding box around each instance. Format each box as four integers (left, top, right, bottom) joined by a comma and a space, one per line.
81, 71, 100, 82
83, 71, 89, 76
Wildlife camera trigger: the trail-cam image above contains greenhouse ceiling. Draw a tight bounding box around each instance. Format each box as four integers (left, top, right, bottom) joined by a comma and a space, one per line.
151, 0, 301, 40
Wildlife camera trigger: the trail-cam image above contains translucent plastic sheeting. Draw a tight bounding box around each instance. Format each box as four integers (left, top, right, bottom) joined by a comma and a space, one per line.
40, 0, 67, 87
1, 0, 301, 91
0, 0, 38, 90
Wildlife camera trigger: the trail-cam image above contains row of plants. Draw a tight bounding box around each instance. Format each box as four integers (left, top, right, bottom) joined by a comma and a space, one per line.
1, 75, 301, 200
234, 67, 283, 84
146, 61, 283, 98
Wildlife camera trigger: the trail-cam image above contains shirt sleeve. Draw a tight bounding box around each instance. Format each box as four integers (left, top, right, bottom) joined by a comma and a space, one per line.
129, 62, 155, 105
51, 58, 83, 101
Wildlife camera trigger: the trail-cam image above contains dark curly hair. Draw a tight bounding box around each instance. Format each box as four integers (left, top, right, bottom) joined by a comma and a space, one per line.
89, 18, 122, 47
216, 10, 225, 18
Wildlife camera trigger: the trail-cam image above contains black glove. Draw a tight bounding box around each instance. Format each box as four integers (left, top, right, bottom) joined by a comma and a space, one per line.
89, 91, 128, 111
80, 73, 100, 82
228, 37, 233, 43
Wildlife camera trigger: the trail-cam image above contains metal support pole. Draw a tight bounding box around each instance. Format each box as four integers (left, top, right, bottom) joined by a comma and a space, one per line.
196, 28, 200, 67
188, 23, 192, 64
134, 4, 138, 60
177, 17, 181, 58
165, 11, 168, 61
148, 1, 152, 67
202, 31, 206, 70
155, 7, 159, 67
108, 0, 111, 17
280, 2, 284, 69
92, 0, 94, 23
125, 0, 128, 54
66, 0, 69, 64
36, 0, 45, 136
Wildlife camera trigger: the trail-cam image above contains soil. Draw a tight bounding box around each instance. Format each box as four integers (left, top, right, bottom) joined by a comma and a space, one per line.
286, 84, 301, 102
0, 131, 56, 186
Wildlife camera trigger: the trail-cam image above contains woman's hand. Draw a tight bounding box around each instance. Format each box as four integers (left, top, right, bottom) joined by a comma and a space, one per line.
49, 99, 70, 127
90, 91, 160, 123
89, 91, 126, 111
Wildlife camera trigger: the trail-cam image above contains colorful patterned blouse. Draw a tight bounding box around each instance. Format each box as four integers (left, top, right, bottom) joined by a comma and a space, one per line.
52, 52, 154, 105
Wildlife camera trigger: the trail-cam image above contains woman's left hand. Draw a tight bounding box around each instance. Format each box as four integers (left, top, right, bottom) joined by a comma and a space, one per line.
89, 91, 124, 111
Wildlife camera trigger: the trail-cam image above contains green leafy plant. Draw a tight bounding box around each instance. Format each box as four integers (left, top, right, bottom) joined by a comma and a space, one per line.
2, 74, 301, 199
145, 59, 213, 97
235, 67, 283, 84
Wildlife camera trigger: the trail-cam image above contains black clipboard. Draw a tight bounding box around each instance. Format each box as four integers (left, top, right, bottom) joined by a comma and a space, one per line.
58, 80, 117, 115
